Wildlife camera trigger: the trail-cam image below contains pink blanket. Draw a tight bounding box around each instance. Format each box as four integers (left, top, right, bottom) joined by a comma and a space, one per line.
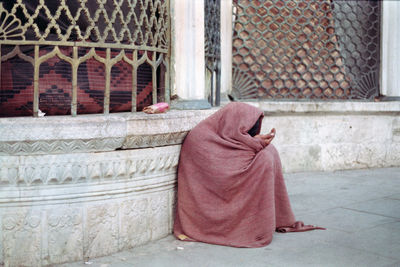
174, 102, 323, 247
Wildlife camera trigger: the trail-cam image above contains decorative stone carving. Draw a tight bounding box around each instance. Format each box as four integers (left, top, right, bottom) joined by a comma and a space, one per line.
45, 208, 83, 265
149, 191, 170, 241
0, 146, 180, 186
123, 132, 188, 149
2, 210, 42, 267
0, 111, 219, 266
0, 138, 125, 155
1, 189, 175, 266
84, 203, 120, 259
0, 132, 189, 155
0, 110, 216, 155
120, 197, 151, 250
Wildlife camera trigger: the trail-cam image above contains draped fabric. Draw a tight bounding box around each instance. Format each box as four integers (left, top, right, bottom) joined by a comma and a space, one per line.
174, 102, 323, 248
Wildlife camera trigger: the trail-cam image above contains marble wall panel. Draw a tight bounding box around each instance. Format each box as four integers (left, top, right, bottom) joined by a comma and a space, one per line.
0, 213, 3, 265
45, 207, 83, 265
386, 143, 400, 166
320, 143, 388, 171
2, 209, 42, 267
264, 115, 393, 147
149, 191, 170, 241
84, 203, 119, 259
119, 197, 152, 250
279, 144, 323, 173
392, 116, 400, 143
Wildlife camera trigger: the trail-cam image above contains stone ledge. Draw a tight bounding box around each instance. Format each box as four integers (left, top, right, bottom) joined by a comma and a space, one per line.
0, 109, 217, 155
237, 101, 400, 115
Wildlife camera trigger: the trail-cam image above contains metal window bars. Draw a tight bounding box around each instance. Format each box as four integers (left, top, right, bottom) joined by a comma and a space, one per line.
0, 0, 170, 117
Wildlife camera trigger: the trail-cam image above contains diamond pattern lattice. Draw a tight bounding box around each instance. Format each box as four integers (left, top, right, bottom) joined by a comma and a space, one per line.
231, 0, 380, 100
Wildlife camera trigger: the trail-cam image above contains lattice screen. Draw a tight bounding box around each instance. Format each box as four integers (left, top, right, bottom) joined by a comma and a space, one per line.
0, 0, 170, 117
231, 0, 380, 100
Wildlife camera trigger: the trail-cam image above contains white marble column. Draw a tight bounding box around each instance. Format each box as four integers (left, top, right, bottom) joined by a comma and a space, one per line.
220, 0, 233, 99
381, 1, 400, 97
171, 0, 210, 109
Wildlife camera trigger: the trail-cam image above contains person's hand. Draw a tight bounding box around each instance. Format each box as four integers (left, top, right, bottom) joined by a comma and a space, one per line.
254, 128, 276, 146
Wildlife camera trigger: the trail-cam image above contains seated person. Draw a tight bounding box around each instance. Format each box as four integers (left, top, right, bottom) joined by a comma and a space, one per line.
174, 102, 323, 247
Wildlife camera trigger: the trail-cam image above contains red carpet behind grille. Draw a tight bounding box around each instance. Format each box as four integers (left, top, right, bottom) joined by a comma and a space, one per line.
0, 47, 153, 117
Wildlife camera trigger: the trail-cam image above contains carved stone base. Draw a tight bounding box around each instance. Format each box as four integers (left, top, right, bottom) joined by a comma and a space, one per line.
0, 110, 217, 266
0, 146, 179, 266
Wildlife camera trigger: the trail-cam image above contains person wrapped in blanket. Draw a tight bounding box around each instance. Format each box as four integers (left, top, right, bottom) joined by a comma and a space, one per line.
174, 102, 324, 247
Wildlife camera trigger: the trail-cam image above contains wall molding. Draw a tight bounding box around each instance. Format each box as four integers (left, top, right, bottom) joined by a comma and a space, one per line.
0, 110, 216, 155
123, 132, 188, 149
0, 138, 125, 155
0, 145, 180, 187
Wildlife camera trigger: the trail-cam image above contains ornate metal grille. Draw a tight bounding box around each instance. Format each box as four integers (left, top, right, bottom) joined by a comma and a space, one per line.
205, 0, 221, 106
231, 0, 380, 100
0, 0, 170, 117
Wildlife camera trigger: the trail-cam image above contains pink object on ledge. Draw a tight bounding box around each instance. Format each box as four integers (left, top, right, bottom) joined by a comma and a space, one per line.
143, 102, 169, 114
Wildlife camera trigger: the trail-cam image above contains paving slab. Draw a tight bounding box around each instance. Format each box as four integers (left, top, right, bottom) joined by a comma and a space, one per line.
344, 198, 400, 219
265, 243, 398, 267
326, 221, 400, 261
300, 207, 398, 233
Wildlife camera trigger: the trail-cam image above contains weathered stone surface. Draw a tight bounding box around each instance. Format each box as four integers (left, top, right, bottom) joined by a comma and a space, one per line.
170, 99, 212, 110
123, 132, 187, 149
392, 116, 400, 143
149, 191, 170, 241
120, 197, 152, 250
45, 207, 83, 265
0, 115, 126, 142
0, 145, 180, 266
278, 144, 323, 173
258, 101, 400, 114
320, 143, 388, 171
255, 101, 400, 172
0, 110, 217, 155
386, 143, 400, 166
84, 203, 120, 259
0, 215, 2, 265
2, 209, 42, 267
0, 138, 125, 155
0, 146, 180, 187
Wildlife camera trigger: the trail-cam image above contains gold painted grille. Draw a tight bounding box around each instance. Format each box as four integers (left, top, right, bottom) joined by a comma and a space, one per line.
0, 0, 170, 116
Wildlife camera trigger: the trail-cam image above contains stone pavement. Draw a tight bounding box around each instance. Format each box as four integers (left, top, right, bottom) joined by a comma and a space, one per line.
61, 168, 400, 267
